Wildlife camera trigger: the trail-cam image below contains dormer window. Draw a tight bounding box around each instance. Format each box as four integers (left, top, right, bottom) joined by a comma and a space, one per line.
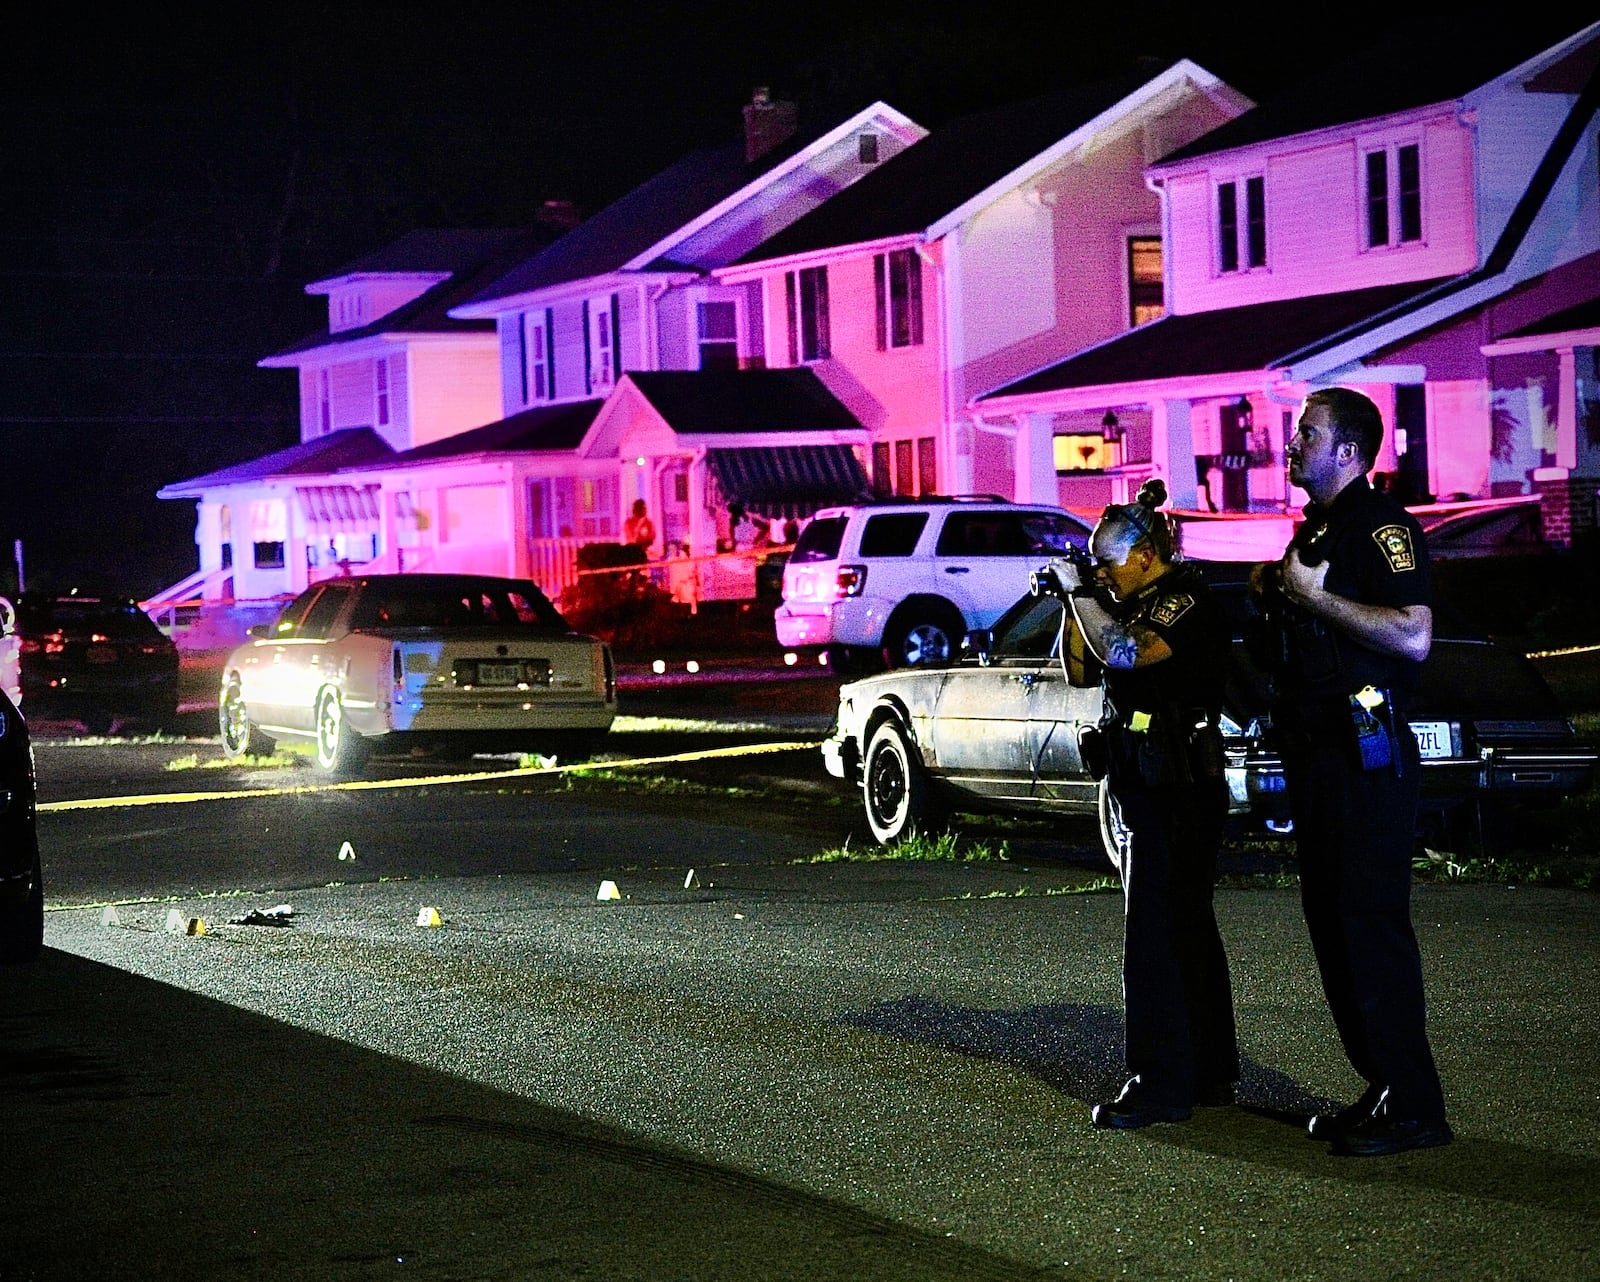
1365, 143, 1422, 249
1217, 175, 1266, 273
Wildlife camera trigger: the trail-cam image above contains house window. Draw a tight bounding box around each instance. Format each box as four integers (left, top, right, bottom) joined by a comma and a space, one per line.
1217, 178, 1266, 273
1366, 143, 1422, 248
578, 474, 617, 539
873, 249, 923, 349
509, 315, 527, 404
1053, 434, 1116, 471
317, 370, 331, 435
784, 266, 830, 363
253, 541, 286, 570
374, 357, 391, 426
859, 133, 879, 164
916, 436, 936, 495
591, 301, 614, 391
697, 301, 739, 370
894, 440, 914, 495
871, 442, 892, 495
528, 313, 549, 401
1127, 236, 1164, 325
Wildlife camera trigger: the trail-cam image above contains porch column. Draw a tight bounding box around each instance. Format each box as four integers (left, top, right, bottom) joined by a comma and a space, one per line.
1153, 399, 1199, 509
1556, 347, 1578, 471
1013, 413, 1058, 505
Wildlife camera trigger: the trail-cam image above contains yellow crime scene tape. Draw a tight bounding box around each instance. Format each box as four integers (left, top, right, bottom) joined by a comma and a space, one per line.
38, 741, 817, 813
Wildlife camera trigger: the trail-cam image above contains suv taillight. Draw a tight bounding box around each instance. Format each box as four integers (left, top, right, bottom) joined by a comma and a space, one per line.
836, 565, 867, 598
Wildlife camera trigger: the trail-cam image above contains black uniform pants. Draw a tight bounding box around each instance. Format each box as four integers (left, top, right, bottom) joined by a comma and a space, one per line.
1107, 761, 1238, 1104
1280, 728, 1446, 1123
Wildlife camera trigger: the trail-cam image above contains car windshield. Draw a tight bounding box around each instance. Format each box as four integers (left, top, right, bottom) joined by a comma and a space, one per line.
983, 594, 1067, 661
348, 581, 568, 632
17, 598, 161, 640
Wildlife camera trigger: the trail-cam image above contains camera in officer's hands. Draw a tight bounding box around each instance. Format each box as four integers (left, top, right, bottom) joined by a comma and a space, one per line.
1030, 543, 1094, 599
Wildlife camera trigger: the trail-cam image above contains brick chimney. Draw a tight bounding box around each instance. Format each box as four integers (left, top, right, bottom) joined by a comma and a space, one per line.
743, 87, 798, 164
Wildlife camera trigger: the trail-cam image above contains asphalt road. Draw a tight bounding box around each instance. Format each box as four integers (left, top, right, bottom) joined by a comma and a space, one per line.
6, 690, 1600, 1280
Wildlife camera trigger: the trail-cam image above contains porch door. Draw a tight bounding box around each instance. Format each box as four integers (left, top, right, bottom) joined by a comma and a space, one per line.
1219, 401, 1251, 511
658, 462, 691, 558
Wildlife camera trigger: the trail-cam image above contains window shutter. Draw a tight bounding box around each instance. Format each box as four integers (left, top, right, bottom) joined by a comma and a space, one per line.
514, 314, 529, 405
814, 267, 830, 360
610, 292, 622, 379
581, 299, 592, 395
873, 254, 887, 351
545, 308, 556, 399
906, 252, 923, 346
785, 272, 798, 365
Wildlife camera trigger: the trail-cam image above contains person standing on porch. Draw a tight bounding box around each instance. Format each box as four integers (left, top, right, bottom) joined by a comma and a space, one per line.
624, 499, 655, 552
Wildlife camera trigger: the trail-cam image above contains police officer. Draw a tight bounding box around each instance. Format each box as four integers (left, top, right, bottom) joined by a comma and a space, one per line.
1049, 478, 1239, 1128
1253, 387, 1450, 1156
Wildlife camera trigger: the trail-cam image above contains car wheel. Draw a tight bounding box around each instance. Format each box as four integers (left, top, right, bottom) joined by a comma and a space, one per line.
314, 690, 368, 774
883, 609, 963, 669
0, 838, 43, 965
862, 718, 944, 844
219, 683, 274, 758
1098, 776, 1130, 874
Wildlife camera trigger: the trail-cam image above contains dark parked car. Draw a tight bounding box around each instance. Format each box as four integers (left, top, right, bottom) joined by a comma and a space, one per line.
15, 591, 180, 733
1415, 499, 1553, 560
0, 688, 42, 963
824, 564, 1597, 865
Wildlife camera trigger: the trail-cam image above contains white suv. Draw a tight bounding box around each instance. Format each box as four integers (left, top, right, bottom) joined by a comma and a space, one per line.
776, 498, 1093, 668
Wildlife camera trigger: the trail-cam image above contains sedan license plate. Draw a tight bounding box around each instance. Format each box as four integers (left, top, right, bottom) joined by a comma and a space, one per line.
474, 661, 525, 687
1410, 720, 1452, 759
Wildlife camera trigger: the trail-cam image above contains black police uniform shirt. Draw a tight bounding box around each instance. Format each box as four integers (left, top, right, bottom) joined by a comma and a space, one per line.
1279, 476, 1430, 704
1101, 562, 1228, 726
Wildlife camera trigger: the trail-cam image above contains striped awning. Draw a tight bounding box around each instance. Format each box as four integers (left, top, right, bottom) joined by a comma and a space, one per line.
295, 484, 381, 533
706, 445, 870, 521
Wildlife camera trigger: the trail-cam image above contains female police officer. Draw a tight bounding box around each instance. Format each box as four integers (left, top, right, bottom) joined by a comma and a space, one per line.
1046, 479, 1239, 1128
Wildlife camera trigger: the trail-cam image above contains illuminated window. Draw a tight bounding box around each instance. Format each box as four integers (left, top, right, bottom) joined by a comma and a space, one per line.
1053, 434, 1117, 471
697, 301, 739, 370
1217, 177, 1266, 273
1127, 236, 1164, 325
873, 249, 923, 349
784, 266, 830, 363
1365, 143, 1422, 248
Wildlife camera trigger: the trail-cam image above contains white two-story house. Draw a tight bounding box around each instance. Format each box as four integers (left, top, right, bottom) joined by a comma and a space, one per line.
706, 61, 1251, 511
153, 226, 565, 604
976, 15, 1600, 555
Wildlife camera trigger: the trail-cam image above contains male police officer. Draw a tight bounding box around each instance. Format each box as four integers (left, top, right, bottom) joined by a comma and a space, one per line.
1048, 479, 1239, 1128
1254, 387, 1450, 1156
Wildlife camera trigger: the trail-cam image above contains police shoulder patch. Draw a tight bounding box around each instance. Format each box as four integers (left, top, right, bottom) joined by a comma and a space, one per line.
1148, 592, 1195, 627
1372, 523, 1417, 572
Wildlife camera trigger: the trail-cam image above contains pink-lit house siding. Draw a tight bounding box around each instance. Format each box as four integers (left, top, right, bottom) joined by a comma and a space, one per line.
1154, 108, 1479, 315
718, 63, 1254, 505
405, 341, 501, 448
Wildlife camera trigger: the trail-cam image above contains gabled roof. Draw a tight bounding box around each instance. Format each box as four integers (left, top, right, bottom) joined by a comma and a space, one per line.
1158, 15, 1596, 166
377, 400, 607, 466
158, 429, 395, 496
456, 108, 871, 309
261, 227, 562, 364
622, 369, 862, 434
981, 279, 1450, 400
730, 65, 1185, 264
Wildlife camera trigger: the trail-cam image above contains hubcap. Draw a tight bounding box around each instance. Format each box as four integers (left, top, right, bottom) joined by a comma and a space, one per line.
868, 744, 906, 822
902, 624, 950, 667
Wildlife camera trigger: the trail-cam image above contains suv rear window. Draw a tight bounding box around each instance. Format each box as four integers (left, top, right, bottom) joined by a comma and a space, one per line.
791, 516, 848, 563
859, 513, 928, 557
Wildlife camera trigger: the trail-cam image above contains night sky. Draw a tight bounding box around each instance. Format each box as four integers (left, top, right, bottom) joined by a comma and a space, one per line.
3, 2, 1444, 599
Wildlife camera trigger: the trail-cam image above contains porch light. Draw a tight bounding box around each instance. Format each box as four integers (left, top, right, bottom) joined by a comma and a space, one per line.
636, 456, 647, 467
1101, 411, 1122, 443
